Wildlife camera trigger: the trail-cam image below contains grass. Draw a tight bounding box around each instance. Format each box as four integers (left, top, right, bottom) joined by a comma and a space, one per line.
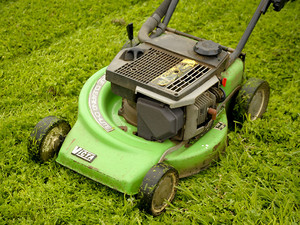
0, 0, 299, 224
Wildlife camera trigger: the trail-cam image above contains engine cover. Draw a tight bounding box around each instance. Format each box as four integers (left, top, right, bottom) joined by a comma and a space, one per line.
137, 98, 184, 141
106, 33, 229, 102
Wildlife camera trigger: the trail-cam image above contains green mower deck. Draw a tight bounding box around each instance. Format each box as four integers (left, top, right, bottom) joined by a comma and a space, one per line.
55, 63, 242, 194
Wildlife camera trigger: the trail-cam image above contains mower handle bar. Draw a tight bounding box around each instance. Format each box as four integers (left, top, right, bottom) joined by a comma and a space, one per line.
228, 0, 290, 65
138, 0, 178, 42
138, 0, 290, 65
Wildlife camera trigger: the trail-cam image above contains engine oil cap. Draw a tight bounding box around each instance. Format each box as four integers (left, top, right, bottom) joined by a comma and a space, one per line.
194, 40, 222, 56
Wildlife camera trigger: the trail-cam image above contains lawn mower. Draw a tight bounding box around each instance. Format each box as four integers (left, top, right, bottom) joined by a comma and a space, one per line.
28, 0, 290, 216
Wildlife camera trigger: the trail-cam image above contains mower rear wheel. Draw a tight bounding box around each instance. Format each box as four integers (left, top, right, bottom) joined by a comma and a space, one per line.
234, 78, 270, 121
139, 163, 179, 216
28, 116, 71, 162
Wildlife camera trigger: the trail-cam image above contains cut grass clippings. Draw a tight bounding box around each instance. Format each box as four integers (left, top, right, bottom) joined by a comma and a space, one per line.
0, 0, 299, 224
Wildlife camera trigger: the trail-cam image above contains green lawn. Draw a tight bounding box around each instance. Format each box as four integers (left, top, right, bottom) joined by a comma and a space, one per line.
0, 0, 299, 224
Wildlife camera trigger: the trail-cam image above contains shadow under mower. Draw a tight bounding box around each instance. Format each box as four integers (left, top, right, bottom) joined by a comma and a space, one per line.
28, 0, 290, 216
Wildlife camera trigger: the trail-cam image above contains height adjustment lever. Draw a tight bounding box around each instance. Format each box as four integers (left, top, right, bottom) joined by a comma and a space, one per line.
126, 23, 134, 47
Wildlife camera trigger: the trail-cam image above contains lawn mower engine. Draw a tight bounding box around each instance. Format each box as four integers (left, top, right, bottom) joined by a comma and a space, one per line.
106, 33, 228, 142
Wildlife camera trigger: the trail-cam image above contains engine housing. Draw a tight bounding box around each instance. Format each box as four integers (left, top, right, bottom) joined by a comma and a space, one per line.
107, 33, 228, 141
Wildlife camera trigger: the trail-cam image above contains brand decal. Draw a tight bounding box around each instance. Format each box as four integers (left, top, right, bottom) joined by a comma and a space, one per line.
88, 75, 114, 132
72, 146, 97, 163
214, 122, 226, 131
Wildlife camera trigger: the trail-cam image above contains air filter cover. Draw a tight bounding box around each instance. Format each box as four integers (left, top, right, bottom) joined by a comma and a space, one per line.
137, 98, 184, 141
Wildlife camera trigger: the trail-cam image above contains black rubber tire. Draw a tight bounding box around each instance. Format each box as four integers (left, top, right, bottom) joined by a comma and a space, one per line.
28, 116, 71, 162
139, 163, 179, 216
234, 78, 270, 121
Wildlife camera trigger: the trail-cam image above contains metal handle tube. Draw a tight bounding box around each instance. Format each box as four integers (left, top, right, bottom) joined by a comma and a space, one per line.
228, 0, 271, 65
151, 0, 179, 38
138, 0, 178, 42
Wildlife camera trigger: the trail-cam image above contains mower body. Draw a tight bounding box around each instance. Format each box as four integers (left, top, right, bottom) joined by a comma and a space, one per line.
56, 47, 244, 194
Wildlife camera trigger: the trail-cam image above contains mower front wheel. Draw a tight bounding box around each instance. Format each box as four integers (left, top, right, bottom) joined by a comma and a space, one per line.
28, 116, 71, 162
234, 78, 270, 121
139, 163, 179, 216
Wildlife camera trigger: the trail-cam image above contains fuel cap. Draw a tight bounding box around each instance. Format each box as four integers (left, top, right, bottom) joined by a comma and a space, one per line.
194, 40, 222, 56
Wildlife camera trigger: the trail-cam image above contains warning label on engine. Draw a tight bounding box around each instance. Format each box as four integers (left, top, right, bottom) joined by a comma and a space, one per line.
150, 59, 198, 87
